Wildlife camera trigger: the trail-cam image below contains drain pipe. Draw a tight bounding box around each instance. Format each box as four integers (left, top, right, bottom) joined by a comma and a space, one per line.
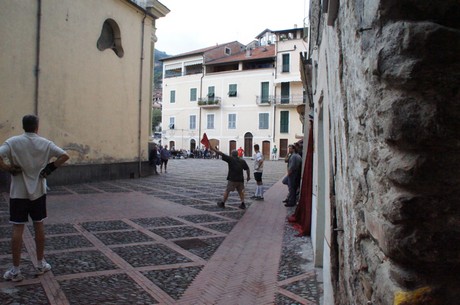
34, 0, 42, 115
198, 59, 205, 141
137, 13, 147, 177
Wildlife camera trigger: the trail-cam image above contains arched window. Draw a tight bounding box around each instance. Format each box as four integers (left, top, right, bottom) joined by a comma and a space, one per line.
97, 19, 124, 58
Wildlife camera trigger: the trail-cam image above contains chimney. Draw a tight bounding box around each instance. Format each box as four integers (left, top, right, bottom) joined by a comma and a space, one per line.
246, 48, 252, 57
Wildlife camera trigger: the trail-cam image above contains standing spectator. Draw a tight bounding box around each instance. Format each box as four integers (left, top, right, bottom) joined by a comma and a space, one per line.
149, 144, 159, 174
160, 145, 171, 173
0, 115, 69, 281
282, 145, 293, 203
285, 144, 302, 207
271, 145, 278, 160
210, 145, 250, 210
237, 146, 244, 158
251, 144, 265, 200
295, 141, 303, 158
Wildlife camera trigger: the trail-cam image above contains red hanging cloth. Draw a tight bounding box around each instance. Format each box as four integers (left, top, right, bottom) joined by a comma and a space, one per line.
288, 120, 314, 236
200, 133, 210, 149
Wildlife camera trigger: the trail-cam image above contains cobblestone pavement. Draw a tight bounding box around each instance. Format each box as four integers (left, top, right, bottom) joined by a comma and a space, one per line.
0, 158, 323, 305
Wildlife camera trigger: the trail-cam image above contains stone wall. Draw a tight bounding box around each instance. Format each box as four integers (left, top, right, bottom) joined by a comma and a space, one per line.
312, 0, 460, 304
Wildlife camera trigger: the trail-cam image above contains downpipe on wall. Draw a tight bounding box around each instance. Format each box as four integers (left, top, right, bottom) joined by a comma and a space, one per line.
34, 0, 42, 115
138, 13, 147, 177
198, 64, 205, 142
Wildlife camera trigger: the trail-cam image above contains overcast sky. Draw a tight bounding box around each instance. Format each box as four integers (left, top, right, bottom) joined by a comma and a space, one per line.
155, 0, 309, 55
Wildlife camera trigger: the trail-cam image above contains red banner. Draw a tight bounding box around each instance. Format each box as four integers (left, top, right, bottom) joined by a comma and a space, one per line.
201, 133, 210, 149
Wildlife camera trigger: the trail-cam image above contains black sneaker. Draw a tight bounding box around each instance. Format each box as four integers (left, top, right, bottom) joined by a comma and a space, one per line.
238, 202, 246, 210
255, 196, 264, 201
217, 201, 225, 209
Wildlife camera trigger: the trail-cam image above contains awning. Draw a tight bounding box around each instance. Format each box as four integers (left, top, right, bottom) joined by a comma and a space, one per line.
274, 76, 302, 84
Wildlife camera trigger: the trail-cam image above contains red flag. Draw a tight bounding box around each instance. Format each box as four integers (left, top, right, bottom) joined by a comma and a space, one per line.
201, 133, 210, 149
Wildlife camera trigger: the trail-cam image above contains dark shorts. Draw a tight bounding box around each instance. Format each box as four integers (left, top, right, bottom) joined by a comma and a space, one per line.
9, 195, 47, 224
226, 181, 245, 193
161, 159, 169, 165
254, 172, 263, 182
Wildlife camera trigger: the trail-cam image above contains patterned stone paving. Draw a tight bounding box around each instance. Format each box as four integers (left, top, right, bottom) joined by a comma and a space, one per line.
131, 217, 184, 228
48, 250, 119, 276
142, 266, 202, 300
112, 244, 193, 267
0, 158, 322, 304
180, 237, 226, 260
59, 273, 159, 305
94, 230, 156, 245
0, 283, 50, 305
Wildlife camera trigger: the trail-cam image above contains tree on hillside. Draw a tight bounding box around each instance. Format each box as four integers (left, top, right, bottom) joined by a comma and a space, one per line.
152, 107, 162, 132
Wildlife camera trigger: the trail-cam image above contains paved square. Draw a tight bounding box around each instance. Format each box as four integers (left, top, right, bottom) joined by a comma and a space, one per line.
0, 158, 322, 304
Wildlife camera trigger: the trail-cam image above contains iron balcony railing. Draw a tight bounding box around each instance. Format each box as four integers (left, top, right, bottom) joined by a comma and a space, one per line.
197, 97, 221, 108
274, 95, 306, 106
256, 95, 275, 105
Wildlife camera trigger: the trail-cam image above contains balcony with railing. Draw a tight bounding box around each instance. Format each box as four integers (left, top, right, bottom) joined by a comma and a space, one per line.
197, 96, 221, 108
274, 95, 305, 107
256, 95, 275, 106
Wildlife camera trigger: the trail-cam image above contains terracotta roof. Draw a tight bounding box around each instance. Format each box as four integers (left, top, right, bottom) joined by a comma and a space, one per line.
206, 44, 276, 65
160, 41, 239, 61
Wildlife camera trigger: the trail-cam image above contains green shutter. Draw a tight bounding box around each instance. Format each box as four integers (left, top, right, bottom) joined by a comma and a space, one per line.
190, 88, 197, 101
281, 83, 290, 103
261, 82, 269, 103
259, 113, 269, 129
282, 54, 290, 72
280, 111, 289, 133
229, 84, 237, 97
208, 86, 215, 101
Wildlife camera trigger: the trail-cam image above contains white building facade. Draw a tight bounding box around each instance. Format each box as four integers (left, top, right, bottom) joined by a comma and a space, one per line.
161, 28, 308, 159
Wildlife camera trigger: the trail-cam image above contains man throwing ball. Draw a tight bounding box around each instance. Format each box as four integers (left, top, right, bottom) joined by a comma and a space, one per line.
210, 145, 250, 210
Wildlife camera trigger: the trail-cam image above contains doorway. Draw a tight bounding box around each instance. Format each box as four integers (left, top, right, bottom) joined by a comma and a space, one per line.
262, 141, 270, 160
279, 139, 288, 158
244, 132, 253, 157
229, 140, 236, 155
190, 139, 196, 152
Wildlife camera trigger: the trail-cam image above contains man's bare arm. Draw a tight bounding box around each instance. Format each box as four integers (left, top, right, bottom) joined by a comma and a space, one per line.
40, 153, 70, 178
0, 156, 21, 175
54, 153, 70, 167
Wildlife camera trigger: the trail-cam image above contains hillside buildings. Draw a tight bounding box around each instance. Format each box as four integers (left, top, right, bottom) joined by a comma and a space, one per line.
161, 28, 308, 159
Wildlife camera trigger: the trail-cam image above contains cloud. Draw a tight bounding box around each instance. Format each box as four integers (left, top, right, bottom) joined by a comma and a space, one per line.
155, 0, 308, 55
